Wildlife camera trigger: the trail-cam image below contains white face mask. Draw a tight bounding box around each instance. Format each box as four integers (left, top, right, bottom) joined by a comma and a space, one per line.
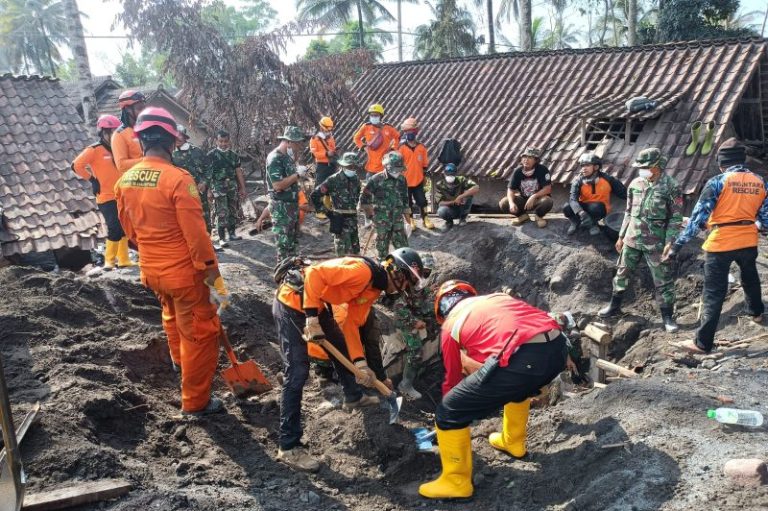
638, 169, 652, 179
180, 142, 190, 151
387, 169, 401, 178
370, 116, 381, 125
318, 132, 327, 139
287, 147, 295, 158
343, 169, 356, 178
445, 176, 456, 184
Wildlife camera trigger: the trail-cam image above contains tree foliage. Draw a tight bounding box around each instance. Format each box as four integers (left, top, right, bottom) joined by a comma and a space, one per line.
0, 0, 70, 75
114, 48, 172, 87
304, 21, 393, 61
118, 0, 373, 162
657, 0, 756, 42
414, 0, 480, 59
201, 0, 277, 43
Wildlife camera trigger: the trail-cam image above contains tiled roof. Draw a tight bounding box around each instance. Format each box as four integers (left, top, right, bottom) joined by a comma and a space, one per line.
0, 74, 104, 257
335, 38, 767, 195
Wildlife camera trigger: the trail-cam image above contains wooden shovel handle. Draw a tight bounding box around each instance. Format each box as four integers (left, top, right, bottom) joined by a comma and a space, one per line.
318, 339, 392, 397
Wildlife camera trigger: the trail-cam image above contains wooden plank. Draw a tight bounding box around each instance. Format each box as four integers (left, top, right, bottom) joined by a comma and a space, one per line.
0, 402, 39, 461
596, 359, 639, 379
23, 479, 132, 511
584, 324, 612, 345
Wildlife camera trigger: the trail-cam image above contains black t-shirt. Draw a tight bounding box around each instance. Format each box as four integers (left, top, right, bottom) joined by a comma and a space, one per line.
507, 163, 551, 198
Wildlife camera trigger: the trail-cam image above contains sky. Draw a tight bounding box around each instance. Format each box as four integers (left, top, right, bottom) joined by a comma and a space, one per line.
75, 0, 768, 77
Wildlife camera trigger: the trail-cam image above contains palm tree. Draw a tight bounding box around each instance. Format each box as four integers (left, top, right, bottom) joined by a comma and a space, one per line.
414, 0, 479, 59
62, 0, 95, 121
496, 0, 532, 51
0, 0, 70, 75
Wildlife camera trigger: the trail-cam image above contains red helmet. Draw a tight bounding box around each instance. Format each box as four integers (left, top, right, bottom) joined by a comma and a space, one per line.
434, 280, 477, 324
118, 90, 146, 108
134, 107, 178, 138
96, 114, 121, 130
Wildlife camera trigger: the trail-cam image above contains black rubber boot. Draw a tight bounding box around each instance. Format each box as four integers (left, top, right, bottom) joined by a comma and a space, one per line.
598, 293, 623, 318
228, 228, 242, 241
660, 306, 679, 333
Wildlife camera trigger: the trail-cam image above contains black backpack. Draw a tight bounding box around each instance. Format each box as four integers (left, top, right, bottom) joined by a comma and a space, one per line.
438, 139, 462, 165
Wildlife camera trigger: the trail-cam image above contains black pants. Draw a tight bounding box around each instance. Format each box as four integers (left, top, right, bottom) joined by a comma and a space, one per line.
98, 200, 125, 241
499, 195, 554, 218
408, 182, 427, 216
360, 309, 387, 381
695, 247, 764, 352
272, 300, 363, 450
315, 163, 336, 186
563, 202, 607, 225
436, 335, 567, 430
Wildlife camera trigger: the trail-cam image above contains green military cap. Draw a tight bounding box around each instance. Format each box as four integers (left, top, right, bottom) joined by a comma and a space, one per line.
522, 146, 542, 159
337, 152, 360, 167
632, 147, 667, 169
277, 125, 307, 142
384, 151, 404, 169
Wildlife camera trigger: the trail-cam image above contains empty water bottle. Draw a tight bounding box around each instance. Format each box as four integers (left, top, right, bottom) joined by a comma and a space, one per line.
707, 408, 764, 427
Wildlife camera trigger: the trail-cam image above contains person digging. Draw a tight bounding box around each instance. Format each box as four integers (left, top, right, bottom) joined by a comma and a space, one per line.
664, 138, 768, 354
115, 107, 228, 416
563, 152, 627, 236
499, 146, 553, 228
272, 248, 428, 472
419, 280, 567, 500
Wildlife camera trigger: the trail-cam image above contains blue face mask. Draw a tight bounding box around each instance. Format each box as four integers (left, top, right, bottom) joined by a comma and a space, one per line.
343, 169, 356, 178
405, 133, 417, 142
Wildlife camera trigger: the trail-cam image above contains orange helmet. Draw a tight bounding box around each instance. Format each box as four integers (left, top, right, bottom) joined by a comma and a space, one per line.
118, 90, 146, 108
319, 116, 334, 130
434, 279, 477, 324
401, 117, 418, 131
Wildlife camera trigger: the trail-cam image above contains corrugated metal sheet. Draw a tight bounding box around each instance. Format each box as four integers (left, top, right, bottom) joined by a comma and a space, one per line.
334, 38, 766, 195
0, 74, 104, 257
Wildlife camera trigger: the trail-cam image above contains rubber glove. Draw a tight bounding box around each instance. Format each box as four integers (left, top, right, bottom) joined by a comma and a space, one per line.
303, 316, 324, 343
206, 275, 230, 312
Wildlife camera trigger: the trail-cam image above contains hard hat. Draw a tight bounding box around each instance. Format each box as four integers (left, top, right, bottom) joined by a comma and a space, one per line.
401, 117, 419, 131
319, 116, 334, 130
368, 104, 385, 115
578, 152, 601, 166
134, 107, 178, 138
384, 248, 426, 290
632, 147, 666, 169
96, 114, 121, 130
118, 90, 146, 108
434, 280, 477, 324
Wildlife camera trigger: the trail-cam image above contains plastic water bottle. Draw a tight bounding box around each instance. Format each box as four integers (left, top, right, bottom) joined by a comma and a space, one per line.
707, 408, 764, 427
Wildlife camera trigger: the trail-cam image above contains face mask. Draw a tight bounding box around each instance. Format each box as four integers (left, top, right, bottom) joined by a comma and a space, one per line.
638, 169, 652, 179
387, 169, 401, 178
445, 176, 456, 184
318, 132, 327, 139
180, 143, 190, 151
287, 147, 295, 158
216, 146, 226, 152
405, 133, 417, 142
370, 116, 381, 125
343, 169, 356, 178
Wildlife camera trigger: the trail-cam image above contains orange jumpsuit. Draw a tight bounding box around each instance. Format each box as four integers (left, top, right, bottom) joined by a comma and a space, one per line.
71, 143, 120, 204
115, 156, 220, 412
353, 123, 400, 173
309, 134, 336, 164
399, 142, 429, 188
111, 126, 143, 173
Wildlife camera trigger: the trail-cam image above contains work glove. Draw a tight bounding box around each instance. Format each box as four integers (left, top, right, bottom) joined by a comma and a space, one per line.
296, 165, 309, 178
303, 316, 325, 343
206, 275, 230, 313
89, 176, 100, 196
354, 360, 376, 388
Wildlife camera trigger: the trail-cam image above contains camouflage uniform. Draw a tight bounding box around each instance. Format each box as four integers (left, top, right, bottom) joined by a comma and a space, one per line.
207, 148, 241, 238
360, 152, 410, 260
173, 144, 211, 232
310, 152, 361, 256
614, 150, 683, 308
394, 286, 435, 367
266, 137, 302, 262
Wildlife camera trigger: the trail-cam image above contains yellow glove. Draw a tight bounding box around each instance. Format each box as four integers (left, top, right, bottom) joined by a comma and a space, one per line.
303, 316, 325, 343
207, 276, 230, 312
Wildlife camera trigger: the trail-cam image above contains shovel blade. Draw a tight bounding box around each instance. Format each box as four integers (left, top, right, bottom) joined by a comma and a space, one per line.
221, 360, 272, 398
386, 394, 403, 424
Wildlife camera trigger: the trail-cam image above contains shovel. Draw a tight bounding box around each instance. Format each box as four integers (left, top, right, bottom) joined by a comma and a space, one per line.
317, 339, 403, 424
219, 326, 272, 398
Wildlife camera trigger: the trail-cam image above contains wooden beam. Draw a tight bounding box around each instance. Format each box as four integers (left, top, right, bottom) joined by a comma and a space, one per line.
596, 359, 639, 379
23, 479, 132, 511
584, 324, 612, 345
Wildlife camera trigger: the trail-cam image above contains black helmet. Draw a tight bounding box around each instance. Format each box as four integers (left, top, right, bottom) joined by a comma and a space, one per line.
384, 248, 426, 289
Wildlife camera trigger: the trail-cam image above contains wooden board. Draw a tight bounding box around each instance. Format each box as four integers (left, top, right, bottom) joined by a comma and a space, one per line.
23, 479, 131, 511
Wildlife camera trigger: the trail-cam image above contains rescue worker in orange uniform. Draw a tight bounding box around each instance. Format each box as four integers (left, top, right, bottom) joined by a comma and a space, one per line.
563, 152, 627, 236
115, 107, 228, 417
72, 114, 136, 269
419, 280, 567, 500
353, 104, 400, 179
665, 138, 768, 353
272, 248, 426, 472
111, 90, 146, 173
310, 116, 337, 188
398, 117, 434, 230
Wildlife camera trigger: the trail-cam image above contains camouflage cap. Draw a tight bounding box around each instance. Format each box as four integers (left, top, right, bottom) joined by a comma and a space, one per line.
522, 146, 542, 159
384, 151, 404, 169
277, 125, 307, 142
337, 152, 360, 168
632, 147, 667, 169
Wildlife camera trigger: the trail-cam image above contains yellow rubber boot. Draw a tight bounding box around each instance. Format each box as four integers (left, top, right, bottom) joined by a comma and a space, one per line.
489, 399, 530, 458
423, 216, 434, 229
103, 240, 117, 270
419, 426, 473, 499
117, 237, 137, 267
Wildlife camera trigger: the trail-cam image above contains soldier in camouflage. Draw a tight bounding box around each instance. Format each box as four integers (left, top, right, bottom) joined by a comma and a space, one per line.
267, 126, 309, 262
599, 147, 683, 333
173, 125, 212, 233
310, 152, 361, 256
359, 151, 412, 260
207, 130, 247, 248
